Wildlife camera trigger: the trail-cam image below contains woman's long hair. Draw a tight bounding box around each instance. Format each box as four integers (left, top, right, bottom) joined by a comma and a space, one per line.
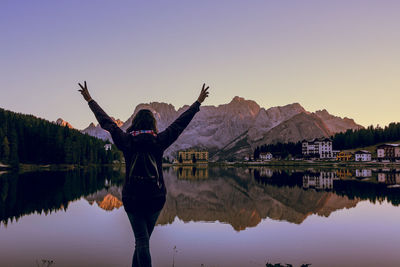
126, 109, 158, 133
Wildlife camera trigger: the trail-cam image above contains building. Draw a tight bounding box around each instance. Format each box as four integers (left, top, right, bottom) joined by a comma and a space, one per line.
332, 150, 340, 158
259, 152, 273, 161
244, 155, 253, 161
377, 144, 400, 161
302, 138, 333, 159
104, 144, 112, 151
354, 150, 372, 162
336, 151, 352, 161
177, 149, 208, 164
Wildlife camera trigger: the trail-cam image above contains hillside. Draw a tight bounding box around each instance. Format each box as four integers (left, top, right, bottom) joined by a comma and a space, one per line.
0, 107, 120, 166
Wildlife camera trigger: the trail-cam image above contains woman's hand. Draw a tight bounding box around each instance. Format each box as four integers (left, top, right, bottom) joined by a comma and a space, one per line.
78, 81, 93, 102
197, 83, 210, 104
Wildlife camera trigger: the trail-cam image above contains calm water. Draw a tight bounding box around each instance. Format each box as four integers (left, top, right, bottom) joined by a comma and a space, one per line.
1, 166, 400, 267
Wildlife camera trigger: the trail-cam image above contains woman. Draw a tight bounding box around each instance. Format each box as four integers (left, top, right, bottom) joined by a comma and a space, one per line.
78, 81, 209, 267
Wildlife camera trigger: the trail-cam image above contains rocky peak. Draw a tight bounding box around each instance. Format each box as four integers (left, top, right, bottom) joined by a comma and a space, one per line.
88, 122, 96, 128
314, 109, 330, 117
122, 102, 178, 132
224, 96, 260, 117
55, 118, 73, 128
275, 103, 307, 114
131, 102, 176, 116
230, 96, 246, 103
111, 117, 124, 127
313, 109, 363, 133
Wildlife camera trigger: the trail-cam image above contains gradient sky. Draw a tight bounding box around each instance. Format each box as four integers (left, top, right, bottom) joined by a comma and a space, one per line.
1, 0, 400, 129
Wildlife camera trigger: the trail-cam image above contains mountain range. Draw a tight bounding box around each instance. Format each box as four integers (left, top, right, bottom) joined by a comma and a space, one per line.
63, 96, 362, 161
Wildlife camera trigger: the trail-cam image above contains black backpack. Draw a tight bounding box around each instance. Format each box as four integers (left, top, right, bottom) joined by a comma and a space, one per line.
128, 151, 161, 188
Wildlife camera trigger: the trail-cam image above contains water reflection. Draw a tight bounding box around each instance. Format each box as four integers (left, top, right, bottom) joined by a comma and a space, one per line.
0, 167, 124, 226
254, 167, 400, 206
176, 166, 209, 179
2, 166, 400, 230
302, 171, 338, 190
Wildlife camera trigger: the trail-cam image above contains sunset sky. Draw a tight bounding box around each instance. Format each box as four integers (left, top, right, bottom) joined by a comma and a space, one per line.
1, 0, 400, 129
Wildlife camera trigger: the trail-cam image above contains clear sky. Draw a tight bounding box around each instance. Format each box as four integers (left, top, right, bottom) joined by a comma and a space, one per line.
1, 0, 399, 129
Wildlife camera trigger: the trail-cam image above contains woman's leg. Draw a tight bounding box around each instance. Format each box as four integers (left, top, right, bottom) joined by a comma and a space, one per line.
146, 210, 161, 237
127, 212, 152, 267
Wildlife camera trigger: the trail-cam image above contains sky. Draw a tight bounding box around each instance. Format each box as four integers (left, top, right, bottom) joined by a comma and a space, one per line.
1, 0, 400, 129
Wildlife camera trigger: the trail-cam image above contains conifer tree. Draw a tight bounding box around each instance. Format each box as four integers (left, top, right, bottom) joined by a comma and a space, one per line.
1, 137, 10, 162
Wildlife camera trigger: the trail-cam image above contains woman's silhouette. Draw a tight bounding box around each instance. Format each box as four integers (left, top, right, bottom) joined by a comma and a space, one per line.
78, 81, 209, 267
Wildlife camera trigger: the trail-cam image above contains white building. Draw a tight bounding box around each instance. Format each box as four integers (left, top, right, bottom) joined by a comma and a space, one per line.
354, 150, 372, 162
260, 152, 273, 161
377, 147, 385, 158
104, 144, 112, 151
302, 138, 333, 159
377, 144, 400, 161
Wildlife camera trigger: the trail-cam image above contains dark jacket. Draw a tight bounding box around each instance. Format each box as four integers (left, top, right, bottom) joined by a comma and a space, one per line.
88, 100, 201, 212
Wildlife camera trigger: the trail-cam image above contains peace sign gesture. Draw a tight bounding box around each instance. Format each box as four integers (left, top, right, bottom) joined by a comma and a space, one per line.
78, 81, 93, 102
197, 83, 210, 103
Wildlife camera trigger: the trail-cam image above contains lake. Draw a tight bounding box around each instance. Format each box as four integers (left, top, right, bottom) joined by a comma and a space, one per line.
1, 166, 400, 267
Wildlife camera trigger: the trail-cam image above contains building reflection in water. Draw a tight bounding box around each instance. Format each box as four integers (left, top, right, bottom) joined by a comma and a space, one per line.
355, 169, 372, 178
377, 169, 400, 186
175, 166, 209, 180
259, 168, 273, 178
302, 171, 338, 190
336, 169, 353, 179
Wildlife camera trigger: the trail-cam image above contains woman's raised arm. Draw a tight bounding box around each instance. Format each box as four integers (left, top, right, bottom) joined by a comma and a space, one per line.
158, 83, 210, 150
78, 81, 130, 152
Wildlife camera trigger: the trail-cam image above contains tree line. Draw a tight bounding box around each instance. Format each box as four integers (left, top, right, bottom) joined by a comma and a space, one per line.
254, 123, 400, 159
0, 107, 121, 166
332, 123, 400, 150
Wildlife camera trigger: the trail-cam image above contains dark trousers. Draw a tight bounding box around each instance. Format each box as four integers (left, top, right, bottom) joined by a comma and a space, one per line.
127, 210, 161, 267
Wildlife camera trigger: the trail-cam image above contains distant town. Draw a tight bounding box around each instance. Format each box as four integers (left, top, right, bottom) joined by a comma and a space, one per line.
156, 138, 400, 165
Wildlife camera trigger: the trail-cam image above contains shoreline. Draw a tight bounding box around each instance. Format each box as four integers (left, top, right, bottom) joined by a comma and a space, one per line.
172, 160, 400, 168
0, 160, 399, 174
14, 163, 123, 174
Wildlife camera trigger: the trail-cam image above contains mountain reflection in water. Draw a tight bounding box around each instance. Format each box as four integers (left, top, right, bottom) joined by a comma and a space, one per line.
2, 166, 400, 230
160, 167, 358, 230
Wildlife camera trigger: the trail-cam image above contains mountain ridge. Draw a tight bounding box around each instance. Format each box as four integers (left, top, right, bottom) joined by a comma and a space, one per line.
75, 96, 363, 160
